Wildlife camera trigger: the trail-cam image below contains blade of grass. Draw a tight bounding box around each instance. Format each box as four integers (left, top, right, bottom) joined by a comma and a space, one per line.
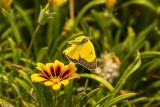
117, 0, 156, 11
107, 93, 136, 107
93, 93, 114, 107
0, 98, 14, 107
122, 97, 148, 106
1, 8, 21, 44
140, 51, 160, 59
69, 0, 105, 35
76, 88, 100, 107
106, 52, 141, 105
14, 5, 34, 35
120, 20, 157, 71
79, 73, 114, 91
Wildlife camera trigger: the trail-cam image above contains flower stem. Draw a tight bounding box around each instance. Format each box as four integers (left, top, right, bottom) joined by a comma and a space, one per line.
69, 0, 74, 20
53, 90, 59, 107
26, 24, 41, 65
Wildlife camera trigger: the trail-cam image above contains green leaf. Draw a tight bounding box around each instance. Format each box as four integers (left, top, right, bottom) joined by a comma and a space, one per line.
115, 52, 141, 95
141, 51, 160, 59
79, 74, 114, 91
106, 52, 141, 105
118, 0, 156, 11
15, 77, 36, 101
76, 88, 100, 107
11, 83, 22, 98
93, 93, 113, 107
1, 8, 21, 44
21, 100, 36, 107
69, 0, 105, 35
14, 5, 34, 35
107, 93, 136, 107
36, 47, 48, 62
120, 20, 157, 71
122, 97, 148, 106
15, 77, 31, 92
0, 98, 14, 107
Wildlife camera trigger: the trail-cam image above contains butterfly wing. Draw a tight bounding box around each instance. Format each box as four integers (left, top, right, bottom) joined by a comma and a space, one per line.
63, 36, 96, 70
78, 40, 96, 69
63, 44, 82, 63
63, 41, 97, 69
63, 36, 86, 62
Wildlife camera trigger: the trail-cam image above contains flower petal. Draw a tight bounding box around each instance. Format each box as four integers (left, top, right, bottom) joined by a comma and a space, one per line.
36, 63, 51, 78
60, 79, 69, 86
31, 73, 48, 82
44, 80, 54, 86
67, 63, 77, 73
61, 63, 77, 79
52, 83, 61, 90
68, 73, 80, 79
54, 60, 64, 77
46, 63, 55, 76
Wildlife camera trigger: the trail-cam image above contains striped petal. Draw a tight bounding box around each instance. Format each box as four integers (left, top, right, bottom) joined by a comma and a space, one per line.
46, 63, 55, 76
68, 73, 80, 80
31, 74, 48, 82
53, 60, 64, 77
31, 60, 79, 91
36, 63, 51, 78
61, 63, 77, 79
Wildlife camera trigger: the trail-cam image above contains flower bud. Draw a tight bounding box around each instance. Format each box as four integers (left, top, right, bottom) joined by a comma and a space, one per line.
48, 0, 67, 6
2, 0, 13, 9
106, 0, 116, 11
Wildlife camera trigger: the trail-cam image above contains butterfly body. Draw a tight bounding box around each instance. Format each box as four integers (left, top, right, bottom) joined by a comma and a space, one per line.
63, 36, 96, 70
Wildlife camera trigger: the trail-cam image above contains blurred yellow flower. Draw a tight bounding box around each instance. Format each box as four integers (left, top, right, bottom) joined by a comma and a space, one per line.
31, 60, 79, 90
106, 0, 116, 11
2, 0, 13, 9
48, 0, 67, 6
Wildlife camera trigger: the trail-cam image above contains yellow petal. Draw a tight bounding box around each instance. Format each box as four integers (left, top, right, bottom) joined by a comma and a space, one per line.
36, 63, 45, 71
62, 63, 77, 79
54, 60, 64, 76
36, 63, 51, 77
31, 74, 47, 82
44, 81, 54, 86
67, 63, 77, 73
60, 80, 69, 86
2, 0, 13, 9
69, 73, 80, 79
52, 84, 61, 90
54, 60, 64, 68
46, 63, 55, 76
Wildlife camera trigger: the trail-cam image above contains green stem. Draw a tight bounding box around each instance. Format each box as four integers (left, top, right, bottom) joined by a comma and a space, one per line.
53, 91, 57, 107
27, 24, 41, 57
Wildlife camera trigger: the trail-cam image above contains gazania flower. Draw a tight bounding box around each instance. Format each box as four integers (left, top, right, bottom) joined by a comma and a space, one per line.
31, 60, 79, 90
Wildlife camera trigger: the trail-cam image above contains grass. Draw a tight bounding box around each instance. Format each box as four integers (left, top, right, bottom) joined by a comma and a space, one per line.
0, 0, 160, 106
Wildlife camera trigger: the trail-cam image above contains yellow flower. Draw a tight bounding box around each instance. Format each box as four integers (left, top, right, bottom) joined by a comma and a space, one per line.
106, 0, 116, 11
2, 0, 13, 9
48, 0, 67, 6
31, 60, 79, 90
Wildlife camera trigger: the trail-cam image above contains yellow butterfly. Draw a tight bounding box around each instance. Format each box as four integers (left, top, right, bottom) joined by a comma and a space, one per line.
63, 36, 97, 70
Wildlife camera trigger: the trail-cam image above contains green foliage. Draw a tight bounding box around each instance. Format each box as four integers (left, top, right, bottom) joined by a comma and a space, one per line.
0, 0, 160, 106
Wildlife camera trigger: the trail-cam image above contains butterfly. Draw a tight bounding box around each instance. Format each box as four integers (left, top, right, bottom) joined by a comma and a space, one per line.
63, 36, 96, 70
